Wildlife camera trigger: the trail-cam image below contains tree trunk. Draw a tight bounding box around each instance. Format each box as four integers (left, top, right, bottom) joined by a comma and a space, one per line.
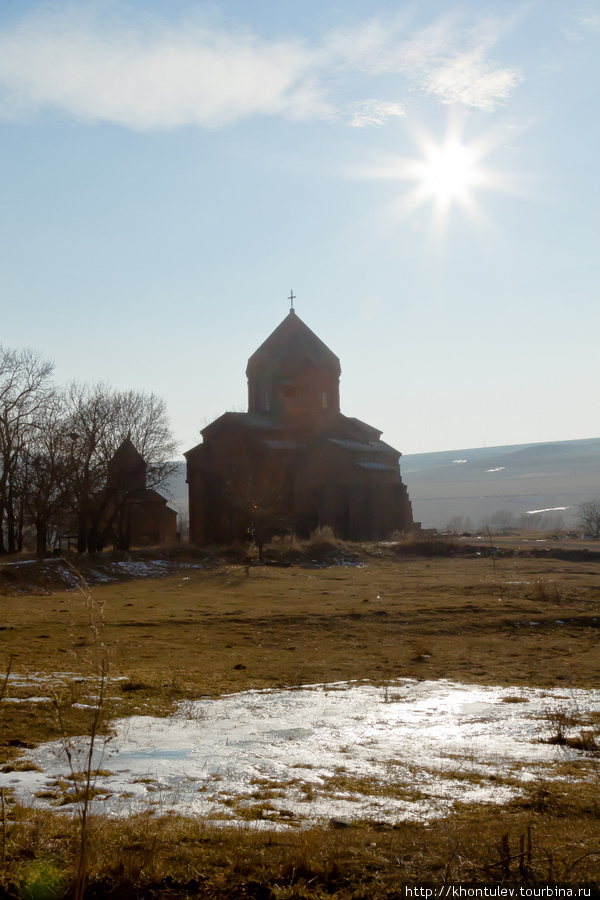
6, 487, 16, 554
87, 522, 100, 554
0, 503, 6, 554
35, 522, 47, 558
77, 514, 87, 554
77, 531, 86, 552
16, 496, 25, 552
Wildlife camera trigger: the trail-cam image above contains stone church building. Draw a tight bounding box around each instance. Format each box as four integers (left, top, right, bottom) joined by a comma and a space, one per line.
185, 308, 413, 545
97, 438, 177, 550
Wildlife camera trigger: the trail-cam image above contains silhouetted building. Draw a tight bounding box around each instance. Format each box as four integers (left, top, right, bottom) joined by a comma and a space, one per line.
98, 438, 177, 549
185, 309, 413, 545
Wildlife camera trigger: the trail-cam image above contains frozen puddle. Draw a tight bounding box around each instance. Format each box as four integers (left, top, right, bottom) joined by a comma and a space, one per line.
3, 679, 599, 826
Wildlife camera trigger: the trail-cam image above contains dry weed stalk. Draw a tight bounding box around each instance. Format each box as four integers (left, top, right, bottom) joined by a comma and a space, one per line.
532, 579, 562, 603
51, 557, 109, 900
0, 788, 5, 867
1, 655, 14, 866
0, 654, 13, 704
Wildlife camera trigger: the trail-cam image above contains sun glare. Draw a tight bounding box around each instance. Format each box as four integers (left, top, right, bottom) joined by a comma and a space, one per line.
419, 139, 482, 207
362, 118, 506, 234
404, 131, 489, 229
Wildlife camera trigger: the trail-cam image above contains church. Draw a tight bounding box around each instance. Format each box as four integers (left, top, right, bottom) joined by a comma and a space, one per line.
92, 438, 178, 550
185, 306, 414, 545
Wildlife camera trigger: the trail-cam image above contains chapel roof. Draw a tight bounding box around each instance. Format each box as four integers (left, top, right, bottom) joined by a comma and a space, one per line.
200, 411, 283, 438
110, 437, 145, 465
246, 309, 341, 378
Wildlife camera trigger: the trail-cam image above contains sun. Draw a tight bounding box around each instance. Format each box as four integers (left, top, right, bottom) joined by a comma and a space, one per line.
417, 138, 483, 208
360, 118, 504, 234
402, 129, 489, 229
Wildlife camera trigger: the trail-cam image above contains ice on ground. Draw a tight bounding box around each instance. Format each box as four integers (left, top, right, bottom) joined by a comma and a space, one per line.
2, 679, 598, 827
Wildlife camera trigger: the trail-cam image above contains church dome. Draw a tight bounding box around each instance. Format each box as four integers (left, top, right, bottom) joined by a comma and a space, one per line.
246, 309, 341, 417
246, 309, 340, 379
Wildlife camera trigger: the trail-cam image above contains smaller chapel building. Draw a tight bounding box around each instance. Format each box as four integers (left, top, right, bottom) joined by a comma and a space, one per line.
185, 309, 413, 545
97, 438, 177, 549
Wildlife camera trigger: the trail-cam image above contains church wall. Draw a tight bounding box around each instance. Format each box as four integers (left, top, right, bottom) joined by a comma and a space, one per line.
189, 431, 302, 545
187, 468, 203, 545
291, 440, 409, 540
189, 429, 413, 545
128, 501, 177, 547
248, 362, 340, 419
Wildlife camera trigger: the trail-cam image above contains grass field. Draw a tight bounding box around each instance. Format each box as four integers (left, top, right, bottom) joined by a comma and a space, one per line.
1, 539, 600, 896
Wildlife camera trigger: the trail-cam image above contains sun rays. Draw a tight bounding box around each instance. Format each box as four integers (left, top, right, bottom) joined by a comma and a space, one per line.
359, 117, 507, 235
396, 128, 491, 231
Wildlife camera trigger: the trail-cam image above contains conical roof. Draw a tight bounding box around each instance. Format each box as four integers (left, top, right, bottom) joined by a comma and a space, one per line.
107, 437, 147, 494
246, 309, 340, 378
110, 437, 145, 465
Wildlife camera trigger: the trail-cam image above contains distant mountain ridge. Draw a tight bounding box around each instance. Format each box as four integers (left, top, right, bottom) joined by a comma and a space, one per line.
166, 437, 599, 533
401, 437, 599, 530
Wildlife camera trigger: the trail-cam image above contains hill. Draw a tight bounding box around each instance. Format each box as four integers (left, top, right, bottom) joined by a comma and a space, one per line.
166, 437, 599, 533
401, 436, 599, 530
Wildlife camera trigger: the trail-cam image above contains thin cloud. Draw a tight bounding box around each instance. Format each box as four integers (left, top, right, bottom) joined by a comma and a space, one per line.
323, 15, 456, 74
0, 5, 522, 130
350, 100, 406, 128
568, 10, 600, 35
424, 50, 522, 109
326, 14, 521, 111
0, 9, 327, 128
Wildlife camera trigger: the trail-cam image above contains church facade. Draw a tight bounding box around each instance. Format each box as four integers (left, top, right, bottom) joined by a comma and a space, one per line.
185, 309, 413, 545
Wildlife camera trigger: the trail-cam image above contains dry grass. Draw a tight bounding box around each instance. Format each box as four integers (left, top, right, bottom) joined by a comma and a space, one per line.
266, 533, 303, 556
306, 525, 342, 552
2, 795, 600, 896
1, 551, 600, 750
2, 547, 600, 893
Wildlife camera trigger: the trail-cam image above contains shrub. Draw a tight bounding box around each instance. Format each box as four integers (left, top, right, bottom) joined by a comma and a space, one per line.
392, 537, 456, 557
306, 526, 341, 552
267, 533, 303, 556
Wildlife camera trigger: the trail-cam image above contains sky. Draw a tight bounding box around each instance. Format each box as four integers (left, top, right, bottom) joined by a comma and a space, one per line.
0, 0, 599, 457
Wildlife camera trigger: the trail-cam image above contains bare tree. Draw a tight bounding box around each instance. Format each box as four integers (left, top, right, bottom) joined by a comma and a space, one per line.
490, 509, 515, 531
63, 382, 114, 552
111, 390, 178, 490
64, 382, 178, 552
0, 349, 179, 555
445, 515, 473, 533
0, 347, 54, 553
577, 500, 600, 537
20, 392, 74, 557
518, 513, 540, 532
